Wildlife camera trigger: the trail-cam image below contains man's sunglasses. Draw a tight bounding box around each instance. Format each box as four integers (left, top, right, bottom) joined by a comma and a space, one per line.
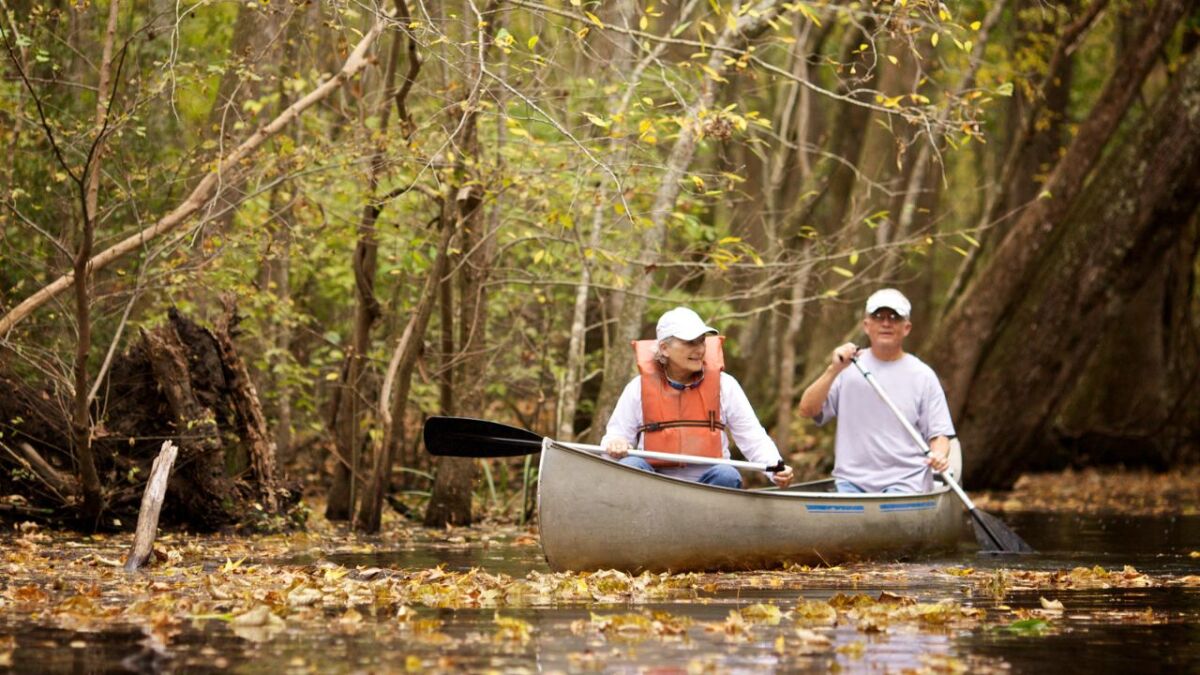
869, 309, 906, 323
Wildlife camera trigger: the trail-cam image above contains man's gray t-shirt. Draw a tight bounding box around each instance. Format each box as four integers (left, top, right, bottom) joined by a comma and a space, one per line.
814, 350, 955, 493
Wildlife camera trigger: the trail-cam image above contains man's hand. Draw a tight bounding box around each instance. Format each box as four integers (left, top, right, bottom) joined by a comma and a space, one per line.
603, 438, 631, 459
770, 464, 794, 488
830, 342, 860, 372
927, 436, 950, 473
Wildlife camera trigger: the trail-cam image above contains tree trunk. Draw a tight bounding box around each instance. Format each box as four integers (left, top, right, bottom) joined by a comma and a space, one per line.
70, 0, 121, 526
359, 211, 452, 532
944, 0, 1105, 307
326, 18, 407, 522
591, 1, 791, 441
928, 0, 1191, 419
424, 0, 501, 527
949, 51, 1200, 488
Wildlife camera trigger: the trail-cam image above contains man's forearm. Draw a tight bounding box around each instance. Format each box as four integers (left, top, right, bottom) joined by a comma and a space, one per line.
798, 367, 838, 418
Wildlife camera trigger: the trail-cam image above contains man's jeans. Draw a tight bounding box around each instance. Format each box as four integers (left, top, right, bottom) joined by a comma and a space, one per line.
835, 478, 909, 494
618, 456, 743, 489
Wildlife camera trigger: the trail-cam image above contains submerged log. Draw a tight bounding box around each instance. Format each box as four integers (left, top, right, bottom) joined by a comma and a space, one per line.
125, 441, 178, 572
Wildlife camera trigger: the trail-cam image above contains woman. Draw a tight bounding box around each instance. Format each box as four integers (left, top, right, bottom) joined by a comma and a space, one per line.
602, 307, 794, 488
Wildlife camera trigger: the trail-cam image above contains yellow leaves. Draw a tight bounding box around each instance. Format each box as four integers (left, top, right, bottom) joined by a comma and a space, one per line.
831, 266, 854, 278
584, 11, 605, 29
323, 566, 350, 582
793, 599, 838, 627
792, 2, 823, 27
231, 604, 286, 642
221, 557, 247, 573
583, 112, 611, 128
970, 20, 982, 31
931, 32, 940, 48
875, 94, 906, 109
493, 613, 533, 642
1039, 597, 1065, 611
740, 602, 784, 625
526, 35, 538, 50
887, 54, 899, 66
698, 62, 728, 83
577, 610, 689, 638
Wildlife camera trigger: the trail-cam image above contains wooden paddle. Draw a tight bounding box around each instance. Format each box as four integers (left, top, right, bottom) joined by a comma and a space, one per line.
423, 416, 787, 473
849, 356, 1035, 553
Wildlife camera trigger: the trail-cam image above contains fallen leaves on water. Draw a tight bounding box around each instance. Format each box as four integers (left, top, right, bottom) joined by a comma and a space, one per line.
1039, 597, 1064, 611
941, 564, 1160, 592
1001, 618, 1052, 636
492, 613, 533, 642
974, 467, 1200, 516
572, 610, 690, 641
793, 599, 838, 627
739, 602, 784, 625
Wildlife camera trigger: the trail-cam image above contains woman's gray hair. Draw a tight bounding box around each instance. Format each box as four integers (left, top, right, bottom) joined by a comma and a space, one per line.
652, 338, 675, 367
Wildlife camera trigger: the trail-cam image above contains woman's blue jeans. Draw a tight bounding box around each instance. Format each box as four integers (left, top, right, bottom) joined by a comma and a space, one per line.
618, 456, 743, 489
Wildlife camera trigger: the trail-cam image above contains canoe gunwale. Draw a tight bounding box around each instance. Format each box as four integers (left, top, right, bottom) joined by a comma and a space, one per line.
539, 438, 955, 503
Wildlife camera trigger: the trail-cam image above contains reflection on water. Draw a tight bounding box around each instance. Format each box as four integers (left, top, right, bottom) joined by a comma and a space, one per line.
3, 512, 1197, 673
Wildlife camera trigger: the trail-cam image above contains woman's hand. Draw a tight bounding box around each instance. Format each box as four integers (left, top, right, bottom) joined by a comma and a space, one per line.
603, 438, 631, 459
770, 464, 794, 488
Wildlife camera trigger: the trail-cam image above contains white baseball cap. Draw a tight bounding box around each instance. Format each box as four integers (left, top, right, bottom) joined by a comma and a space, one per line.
656, 307, 719, 341
865, 288, 911, 318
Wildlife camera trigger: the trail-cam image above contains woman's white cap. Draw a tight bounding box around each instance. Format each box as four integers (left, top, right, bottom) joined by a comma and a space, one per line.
865, 288, 912, 318
656, 307, 719, 341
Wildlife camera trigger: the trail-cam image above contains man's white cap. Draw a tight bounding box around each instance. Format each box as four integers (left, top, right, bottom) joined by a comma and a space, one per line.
656, 307, 719, 342
865, 288, 912, 318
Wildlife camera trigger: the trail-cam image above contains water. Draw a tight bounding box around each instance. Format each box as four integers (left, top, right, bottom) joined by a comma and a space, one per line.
1, 512, 1197, 673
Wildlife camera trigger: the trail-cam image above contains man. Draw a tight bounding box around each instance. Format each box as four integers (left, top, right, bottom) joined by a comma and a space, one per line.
798, 288, 954, 493
602, 307, 794, 489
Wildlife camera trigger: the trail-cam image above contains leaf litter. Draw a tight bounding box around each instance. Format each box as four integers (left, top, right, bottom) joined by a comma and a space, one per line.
0, 513, 1197, 671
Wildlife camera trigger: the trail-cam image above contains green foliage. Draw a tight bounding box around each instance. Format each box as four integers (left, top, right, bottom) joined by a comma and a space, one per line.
1, 0, 1154, 509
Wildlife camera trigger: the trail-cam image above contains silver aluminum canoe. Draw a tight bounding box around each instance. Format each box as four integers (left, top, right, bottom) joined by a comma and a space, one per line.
537, 439, 965, 572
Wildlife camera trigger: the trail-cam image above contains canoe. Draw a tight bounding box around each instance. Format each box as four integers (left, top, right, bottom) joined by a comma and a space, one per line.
536, 438, 966, 572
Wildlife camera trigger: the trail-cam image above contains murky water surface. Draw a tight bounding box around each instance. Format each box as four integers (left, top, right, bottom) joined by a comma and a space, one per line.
2, 511, 1197, 673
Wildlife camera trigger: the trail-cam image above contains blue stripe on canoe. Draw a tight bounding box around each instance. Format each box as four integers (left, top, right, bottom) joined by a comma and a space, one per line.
804, 504, 865, 513
879, 501, 937, 512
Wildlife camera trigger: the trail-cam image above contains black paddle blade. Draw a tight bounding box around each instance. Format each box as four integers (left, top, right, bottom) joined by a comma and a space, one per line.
970, 508, 1035, 553
422, 416, 544, 458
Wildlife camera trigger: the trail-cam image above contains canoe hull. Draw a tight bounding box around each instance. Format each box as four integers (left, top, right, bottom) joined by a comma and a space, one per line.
537, 441, 964, 572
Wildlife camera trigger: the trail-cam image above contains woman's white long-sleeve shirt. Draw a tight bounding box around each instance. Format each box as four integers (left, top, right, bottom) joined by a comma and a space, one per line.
601, 372, 784, 480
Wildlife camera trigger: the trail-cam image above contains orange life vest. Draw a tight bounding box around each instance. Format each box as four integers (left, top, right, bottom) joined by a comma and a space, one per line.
634, 335, 726, 467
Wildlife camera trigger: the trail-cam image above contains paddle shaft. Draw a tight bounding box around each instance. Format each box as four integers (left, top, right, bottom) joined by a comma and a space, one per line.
424, 417, 785, 472
849, 357, 979, 511
481, 435, 783, 472
557, 441, 784, 473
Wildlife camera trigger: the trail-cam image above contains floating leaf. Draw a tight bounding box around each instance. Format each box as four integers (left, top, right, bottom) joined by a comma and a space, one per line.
1039, 597, 1065, 611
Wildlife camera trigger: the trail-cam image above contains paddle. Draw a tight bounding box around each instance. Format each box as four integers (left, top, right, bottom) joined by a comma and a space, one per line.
849, 355, 1035, 554
423, 416, 787, 473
